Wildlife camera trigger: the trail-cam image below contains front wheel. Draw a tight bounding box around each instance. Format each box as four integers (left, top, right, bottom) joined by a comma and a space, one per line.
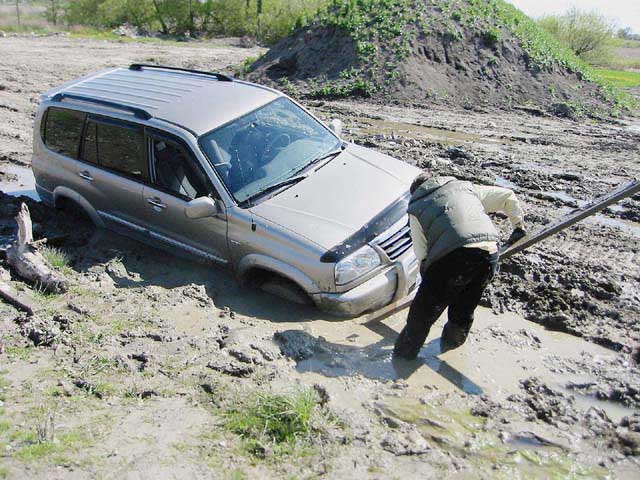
260, 276, 312, 305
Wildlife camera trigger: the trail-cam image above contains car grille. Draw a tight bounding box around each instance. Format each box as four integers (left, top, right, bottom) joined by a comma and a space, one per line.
376, 221, 412, 261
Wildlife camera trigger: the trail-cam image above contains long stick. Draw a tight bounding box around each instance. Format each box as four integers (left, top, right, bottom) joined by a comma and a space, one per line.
362, 179, 640, 325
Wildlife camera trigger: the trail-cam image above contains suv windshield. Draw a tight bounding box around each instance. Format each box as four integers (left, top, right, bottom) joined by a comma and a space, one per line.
199, 97, 342, 204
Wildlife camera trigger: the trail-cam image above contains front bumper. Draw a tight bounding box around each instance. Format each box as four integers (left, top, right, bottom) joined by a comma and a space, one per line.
312, 249, 420, 317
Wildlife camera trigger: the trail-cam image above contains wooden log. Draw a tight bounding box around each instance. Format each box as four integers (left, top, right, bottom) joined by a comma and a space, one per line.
5, 203, 69, 294
0, 279, 35, 315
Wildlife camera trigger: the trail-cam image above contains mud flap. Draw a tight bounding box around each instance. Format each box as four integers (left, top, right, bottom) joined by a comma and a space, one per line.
362, 179, 640, 324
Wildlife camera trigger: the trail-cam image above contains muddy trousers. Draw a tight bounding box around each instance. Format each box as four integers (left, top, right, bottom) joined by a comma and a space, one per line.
394, 247, 499, 360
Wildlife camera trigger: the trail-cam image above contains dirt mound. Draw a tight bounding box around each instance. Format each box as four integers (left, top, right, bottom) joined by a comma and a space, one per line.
247, 0, 617, 115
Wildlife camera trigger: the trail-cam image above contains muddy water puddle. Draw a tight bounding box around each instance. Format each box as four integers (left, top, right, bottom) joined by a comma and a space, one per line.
529, 188, 640, 237
298, 308, 636, 422
353, 117, 514, 147
378, 396, 610, 479
494, 175, 520, 191
624, 122, 640, 134
0, 164, 39, 200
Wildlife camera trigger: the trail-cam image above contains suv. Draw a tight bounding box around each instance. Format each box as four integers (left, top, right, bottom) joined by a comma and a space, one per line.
33, 65, 420, 316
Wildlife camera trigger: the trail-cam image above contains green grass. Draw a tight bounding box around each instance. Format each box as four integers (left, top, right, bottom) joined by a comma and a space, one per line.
225, 388, 320, 456
3, 345, 33, 361
611, 38, 640, 49
0, 466, 8, 479
594, 69, 640, 88
0, 419, 10, 433
13, 429, 85, 463
40, 246, 71, 272
31, 285, 59, 304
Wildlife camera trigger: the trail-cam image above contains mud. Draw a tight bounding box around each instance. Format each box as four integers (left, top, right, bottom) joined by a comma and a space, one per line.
0, 36, 639, 479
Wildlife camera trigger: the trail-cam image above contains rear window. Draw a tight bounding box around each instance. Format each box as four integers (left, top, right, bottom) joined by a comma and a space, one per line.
43, 108, 86, 159
82, 118, 148, 181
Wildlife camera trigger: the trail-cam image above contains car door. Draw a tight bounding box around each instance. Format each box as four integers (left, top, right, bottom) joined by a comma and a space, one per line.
78, 115, 149, 239
141, 132, 229, 265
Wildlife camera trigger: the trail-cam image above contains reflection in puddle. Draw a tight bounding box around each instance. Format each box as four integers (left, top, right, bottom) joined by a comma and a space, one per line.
536, 189, 588, 207
0, 164, 39, 200
585, 214, 640, 238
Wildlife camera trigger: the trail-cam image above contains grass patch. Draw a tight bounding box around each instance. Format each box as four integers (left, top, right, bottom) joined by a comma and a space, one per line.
31, 285, 59, 304
0, 419, 10, 433
4, 345, 33, 361
224, 388, 321, 457
0, 374, 9, 402
40, 246, 72, 274
14, 429, 85, 463
594, 69, 640, 88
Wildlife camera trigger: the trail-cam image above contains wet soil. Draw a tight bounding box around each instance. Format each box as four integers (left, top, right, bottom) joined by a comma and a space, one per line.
0, 36, 639, 479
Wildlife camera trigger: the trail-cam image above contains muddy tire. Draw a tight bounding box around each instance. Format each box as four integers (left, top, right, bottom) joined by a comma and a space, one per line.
260, 277, 312, 305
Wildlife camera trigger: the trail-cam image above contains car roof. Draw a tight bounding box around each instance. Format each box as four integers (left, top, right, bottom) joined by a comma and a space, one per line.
43, 66, 281, 136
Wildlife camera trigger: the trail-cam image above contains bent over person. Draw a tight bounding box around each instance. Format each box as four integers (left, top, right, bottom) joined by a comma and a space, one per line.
393, 171, 526, 360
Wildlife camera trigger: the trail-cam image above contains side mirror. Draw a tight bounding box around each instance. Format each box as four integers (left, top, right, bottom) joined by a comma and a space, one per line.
185, 196, 219, 219
328, 119, 343, 137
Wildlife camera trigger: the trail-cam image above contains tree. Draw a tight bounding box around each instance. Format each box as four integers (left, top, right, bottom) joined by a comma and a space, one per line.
45, 0, 62, 26
538, 8, 615, 59
617, 27, 632, 40
15, 0, 21, 28
151, 0, 169, 34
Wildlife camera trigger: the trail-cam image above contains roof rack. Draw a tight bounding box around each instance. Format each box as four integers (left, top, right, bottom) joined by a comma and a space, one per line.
51, 93, 152, 120
129, 64, 234, 82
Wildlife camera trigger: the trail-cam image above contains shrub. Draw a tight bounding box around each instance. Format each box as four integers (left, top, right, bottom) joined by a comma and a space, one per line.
537, 8, 615, 62
483, 27, 500, 46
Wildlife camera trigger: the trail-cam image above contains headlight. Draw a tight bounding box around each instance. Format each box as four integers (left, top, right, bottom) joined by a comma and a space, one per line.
335, 245, 381, 285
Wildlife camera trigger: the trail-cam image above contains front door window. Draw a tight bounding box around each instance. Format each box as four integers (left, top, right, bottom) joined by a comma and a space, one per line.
151, 139, 210, 200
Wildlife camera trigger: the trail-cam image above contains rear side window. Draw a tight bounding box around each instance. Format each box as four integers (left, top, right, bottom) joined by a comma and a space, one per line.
82, 118, 148, 181
43, 108, 86, 159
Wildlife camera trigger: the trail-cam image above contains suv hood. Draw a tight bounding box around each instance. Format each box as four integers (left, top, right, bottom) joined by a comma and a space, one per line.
250, 144, 420, 252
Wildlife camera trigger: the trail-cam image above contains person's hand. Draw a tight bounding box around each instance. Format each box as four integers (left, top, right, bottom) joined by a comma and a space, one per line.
506, 227, 526, 246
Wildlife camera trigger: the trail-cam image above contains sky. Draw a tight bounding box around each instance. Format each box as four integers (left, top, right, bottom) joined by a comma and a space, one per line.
508, 0, 640, 33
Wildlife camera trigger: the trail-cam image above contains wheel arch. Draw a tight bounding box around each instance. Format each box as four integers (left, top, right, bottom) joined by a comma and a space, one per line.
236, 254, 319, 294
53, 186, 104, 227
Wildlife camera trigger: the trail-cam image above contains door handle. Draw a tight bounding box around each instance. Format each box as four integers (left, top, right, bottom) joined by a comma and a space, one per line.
147, 197, 166, 210
78, 171, 93, 182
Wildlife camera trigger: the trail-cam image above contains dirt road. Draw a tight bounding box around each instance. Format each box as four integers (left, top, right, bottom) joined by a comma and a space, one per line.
0, 36, 639, 479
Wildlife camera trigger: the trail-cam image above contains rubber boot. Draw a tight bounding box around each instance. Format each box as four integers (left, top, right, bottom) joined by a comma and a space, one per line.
440, 321, 471, 353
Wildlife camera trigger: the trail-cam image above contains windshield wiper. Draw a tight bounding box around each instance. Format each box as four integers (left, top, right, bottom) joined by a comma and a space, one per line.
245, 174, 309, 203
310, 142, 347, 171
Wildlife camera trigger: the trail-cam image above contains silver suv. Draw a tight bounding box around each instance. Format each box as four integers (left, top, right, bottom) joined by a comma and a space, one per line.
33, 65, 420, 316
